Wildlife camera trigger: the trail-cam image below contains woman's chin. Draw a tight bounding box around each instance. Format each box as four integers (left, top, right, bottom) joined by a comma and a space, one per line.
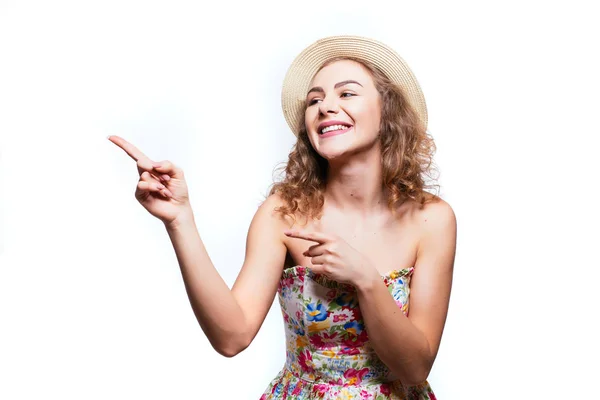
317, 148, 352, 162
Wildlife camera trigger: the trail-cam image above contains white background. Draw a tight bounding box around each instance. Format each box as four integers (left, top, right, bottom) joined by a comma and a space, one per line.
1, 0, 598, 399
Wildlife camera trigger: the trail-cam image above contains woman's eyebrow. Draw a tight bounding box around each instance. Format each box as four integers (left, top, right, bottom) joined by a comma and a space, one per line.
306, 80, 363, 96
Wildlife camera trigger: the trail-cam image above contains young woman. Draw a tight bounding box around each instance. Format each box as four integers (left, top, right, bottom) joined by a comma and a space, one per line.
109, 35, 456, 399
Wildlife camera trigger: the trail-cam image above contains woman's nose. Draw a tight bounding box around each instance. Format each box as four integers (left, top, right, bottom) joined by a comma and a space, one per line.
319, 94, 339, 115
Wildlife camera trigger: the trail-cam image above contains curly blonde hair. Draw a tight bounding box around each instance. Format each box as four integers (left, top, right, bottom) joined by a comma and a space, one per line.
266, 56, 440, 223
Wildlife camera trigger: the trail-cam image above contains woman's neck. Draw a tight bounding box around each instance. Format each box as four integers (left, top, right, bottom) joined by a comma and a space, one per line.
324, 150, 389, 219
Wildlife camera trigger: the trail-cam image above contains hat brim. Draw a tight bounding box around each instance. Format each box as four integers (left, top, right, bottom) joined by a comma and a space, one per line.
281, 35, 428, 136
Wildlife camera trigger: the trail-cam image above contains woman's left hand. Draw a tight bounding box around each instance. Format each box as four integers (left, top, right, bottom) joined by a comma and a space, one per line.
284, 229, 379, 286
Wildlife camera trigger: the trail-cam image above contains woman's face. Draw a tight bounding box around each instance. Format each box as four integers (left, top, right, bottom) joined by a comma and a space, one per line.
304, 59, 382, 161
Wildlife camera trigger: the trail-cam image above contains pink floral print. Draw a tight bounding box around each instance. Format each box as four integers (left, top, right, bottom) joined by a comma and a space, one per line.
260, 266, 437, 399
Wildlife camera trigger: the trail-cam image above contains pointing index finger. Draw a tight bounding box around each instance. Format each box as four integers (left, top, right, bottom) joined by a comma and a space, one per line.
107, 135, 151, 163
284, 229, 329, 244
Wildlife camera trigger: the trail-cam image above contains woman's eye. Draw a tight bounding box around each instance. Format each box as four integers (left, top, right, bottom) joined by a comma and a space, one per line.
307, 93, 354, 106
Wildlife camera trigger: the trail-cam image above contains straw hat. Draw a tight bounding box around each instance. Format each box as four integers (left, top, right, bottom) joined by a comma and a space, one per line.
281, 35, 428, 136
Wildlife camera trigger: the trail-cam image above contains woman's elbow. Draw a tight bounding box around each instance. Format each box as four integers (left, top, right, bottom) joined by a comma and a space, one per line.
402, 363, 432, 387
212, 333, 252, 358
214, 342, 248, 358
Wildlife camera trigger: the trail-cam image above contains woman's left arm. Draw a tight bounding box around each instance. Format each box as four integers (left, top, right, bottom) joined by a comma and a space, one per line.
355, 201, 457, 386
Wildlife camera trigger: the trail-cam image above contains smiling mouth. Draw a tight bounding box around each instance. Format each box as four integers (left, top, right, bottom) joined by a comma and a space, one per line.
320, 124, 352, 134
319, 125, 352, 138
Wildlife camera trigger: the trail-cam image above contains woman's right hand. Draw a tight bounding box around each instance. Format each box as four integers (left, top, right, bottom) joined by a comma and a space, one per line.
108, 135, 192, 227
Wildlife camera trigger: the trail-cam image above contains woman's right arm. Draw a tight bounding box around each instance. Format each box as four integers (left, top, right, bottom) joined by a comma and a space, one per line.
108, 135, 288, 358
165, 193, 288, 357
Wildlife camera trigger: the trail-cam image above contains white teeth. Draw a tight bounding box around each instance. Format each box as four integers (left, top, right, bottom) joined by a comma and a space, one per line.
320, 124, 350, 134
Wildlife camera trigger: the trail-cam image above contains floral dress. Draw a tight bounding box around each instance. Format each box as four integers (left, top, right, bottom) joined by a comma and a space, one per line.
260, 266, 437, 400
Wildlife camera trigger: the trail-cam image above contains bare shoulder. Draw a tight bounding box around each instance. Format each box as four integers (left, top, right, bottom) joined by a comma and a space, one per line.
256, 192, 296, 230
399, 193, 456, 250
410, 193, 457, 261
250, 192, 298, 252
418, 194, 456, 231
